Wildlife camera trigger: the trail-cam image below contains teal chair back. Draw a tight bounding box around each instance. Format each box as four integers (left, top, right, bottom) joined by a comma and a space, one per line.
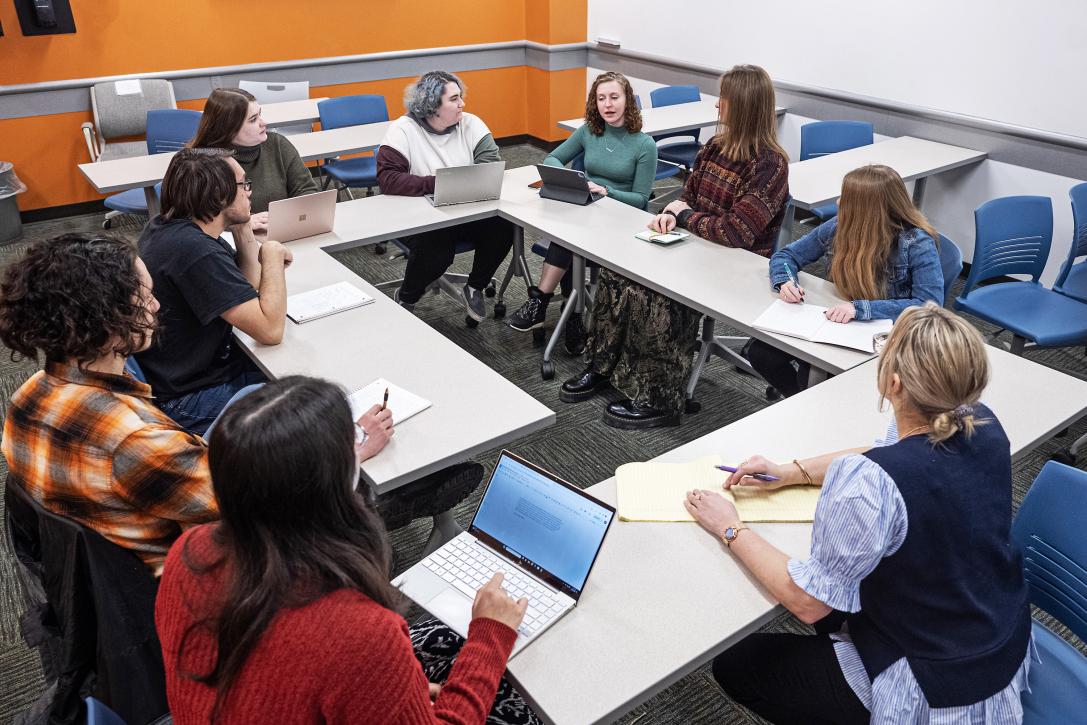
936, 234, 963, 305
1053, 182, 1087, 299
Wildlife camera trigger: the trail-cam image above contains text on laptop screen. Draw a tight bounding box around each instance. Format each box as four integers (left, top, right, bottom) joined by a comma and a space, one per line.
472, 455, 613, 594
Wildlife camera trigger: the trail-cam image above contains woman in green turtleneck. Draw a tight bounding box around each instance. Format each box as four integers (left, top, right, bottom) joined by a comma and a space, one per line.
506, 72, 657, 343
189, 88, 318, 231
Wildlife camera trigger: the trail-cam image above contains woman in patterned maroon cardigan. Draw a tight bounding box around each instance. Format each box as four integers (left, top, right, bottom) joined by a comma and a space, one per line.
560, 64, 790, 429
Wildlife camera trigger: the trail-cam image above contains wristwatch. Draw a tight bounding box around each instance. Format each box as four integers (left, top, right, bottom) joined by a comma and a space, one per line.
721, 523, 749, 547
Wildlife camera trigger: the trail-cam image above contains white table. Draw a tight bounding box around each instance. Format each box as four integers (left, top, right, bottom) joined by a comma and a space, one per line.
558, 99, 785, 135
497, 165, 873, 379
235, 226, 553, 496
77, 121, 390, 215
781, 136, 987, 239
259, 97, 327, 129
506, 345, 1087, 724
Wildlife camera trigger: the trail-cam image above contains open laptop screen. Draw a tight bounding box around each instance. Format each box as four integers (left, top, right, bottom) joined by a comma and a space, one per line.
469, 452, 615, 599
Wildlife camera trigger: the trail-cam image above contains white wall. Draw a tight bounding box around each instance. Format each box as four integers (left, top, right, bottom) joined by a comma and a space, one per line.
588, 0, 1086, 140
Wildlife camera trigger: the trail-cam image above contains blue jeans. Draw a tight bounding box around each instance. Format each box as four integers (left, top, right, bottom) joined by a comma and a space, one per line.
157, 370, 265, 437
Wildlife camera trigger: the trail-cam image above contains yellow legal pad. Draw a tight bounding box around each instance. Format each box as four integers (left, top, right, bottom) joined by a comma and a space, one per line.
615, 455, 820, 523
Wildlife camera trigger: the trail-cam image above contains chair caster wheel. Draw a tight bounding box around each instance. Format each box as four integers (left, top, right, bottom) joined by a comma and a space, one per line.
685, 399, 702, 414
541, 361, 554, 380
493, 302, 506, 319
373, 243, 387, 255
766, 386, 783, 401
1050, 450, 1077, 466
485, 283, 497, 298
532, 328, 546, 345
466, 316, 479, 328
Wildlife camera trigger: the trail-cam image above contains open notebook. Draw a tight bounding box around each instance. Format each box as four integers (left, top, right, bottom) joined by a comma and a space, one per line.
347, 378, 431, 426
615, 455, 820, 523
287, 282, 374, 324
752, 299, 892, 353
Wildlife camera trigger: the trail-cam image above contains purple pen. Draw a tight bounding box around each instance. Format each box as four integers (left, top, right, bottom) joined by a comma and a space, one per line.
715, 465, 780, 482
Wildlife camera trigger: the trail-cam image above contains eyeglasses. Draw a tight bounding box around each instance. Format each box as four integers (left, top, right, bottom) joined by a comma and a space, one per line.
236, 180, 253, 191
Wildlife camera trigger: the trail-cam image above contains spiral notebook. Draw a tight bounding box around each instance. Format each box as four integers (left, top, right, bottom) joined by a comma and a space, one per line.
347, 378, 431, 426
615, 455, 820, 523
287, 282, 374, 324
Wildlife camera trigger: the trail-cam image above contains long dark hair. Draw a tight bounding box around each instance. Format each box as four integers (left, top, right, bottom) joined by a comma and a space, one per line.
190, 87, 256, 149
178, 376, 401, 718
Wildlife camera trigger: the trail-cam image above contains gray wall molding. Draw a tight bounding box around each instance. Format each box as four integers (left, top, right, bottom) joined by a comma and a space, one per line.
0, 41, 589, 120
589, 46, 1087, 178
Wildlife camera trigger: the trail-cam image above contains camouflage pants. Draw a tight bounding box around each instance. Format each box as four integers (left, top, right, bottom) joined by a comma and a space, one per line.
586, 268, 701, 415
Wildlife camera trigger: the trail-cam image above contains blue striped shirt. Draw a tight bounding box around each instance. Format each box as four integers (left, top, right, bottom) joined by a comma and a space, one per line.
787, 419, 1036, 723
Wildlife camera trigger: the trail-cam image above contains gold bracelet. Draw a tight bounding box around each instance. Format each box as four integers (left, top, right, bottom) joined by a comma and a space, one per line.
793, 459, 814, 486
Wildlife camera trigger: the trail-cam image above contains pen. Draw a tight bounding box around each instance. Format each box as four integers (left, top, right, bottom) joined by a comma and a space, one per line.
381, 387, 389, 411
783, 262, 804, 302
715, 465, 780, 482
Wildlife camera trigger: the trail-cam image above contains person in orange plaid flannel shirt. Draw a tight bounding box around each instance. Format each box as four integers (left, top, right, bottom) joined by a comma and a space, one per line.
0, 234, 218, 576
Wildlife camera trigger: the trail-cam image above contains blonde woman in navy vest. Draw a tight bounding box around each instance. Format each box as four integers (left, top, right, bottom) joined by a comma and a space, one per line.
686, 302, 1033, 723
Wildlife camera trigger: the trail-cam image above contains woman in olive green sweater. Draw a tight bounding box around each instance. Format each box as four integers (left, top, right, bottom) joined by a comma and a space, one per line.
190, 88, 318, 230
507, 72, 657, 338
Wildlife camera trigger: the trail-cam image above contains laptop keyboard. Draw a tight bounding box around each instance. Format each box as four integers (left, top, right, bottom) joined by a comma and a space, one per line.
423, 537, 567, 637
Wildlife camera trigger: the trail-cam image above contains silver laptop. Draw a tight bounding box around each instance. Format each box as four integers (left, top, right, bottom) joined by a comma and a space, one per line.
394, 450, 615, 657
424, 161, 506, 207
265, 189, 337, 242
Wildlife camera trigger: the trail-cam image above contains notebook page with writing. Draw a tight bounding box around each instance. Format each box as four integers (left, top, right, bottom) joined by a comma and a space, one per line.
287, 281, 374, 324
347, 378, 431, 426
615, 456, 820, 523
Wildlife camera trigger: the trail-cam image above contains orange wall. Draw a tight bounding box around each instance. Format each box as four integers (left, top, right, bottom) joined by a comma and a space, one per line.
0, 0, 585, 211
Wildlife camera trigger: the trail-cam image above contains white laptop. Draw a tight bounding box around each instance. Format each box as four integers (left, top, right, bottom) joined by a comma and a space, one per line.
424, 161, 506, 207
394, 450, 615, 657
265, 188, 337, 242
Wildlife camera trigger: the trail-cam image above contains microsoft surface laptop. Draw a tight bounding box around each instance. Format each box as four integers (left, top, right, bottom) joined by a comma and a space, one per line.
424, 161, 506, 206
394, 450, 615, 657
265, 189, 337, 242
536, 164, 604, 206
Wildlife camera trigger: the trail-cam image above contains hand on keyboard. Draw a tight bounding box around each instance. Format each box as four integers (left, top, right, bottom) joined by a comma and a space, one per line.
471, 572, 528, 632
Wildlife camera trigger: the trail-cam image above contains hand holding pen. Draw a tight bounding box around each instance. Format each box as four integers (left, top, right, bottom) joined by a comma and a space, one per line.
780, 262, 805, 304
719, 456, 790, 490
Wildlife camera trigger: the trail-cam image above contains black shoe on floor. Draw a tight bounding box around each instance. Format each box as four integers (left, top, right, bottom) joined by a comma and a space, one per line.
508, 287, 551, 331
559, 368, 610, 402
603, 399, 681, 429
374, 461, 484, 531
564, 313, 587, 355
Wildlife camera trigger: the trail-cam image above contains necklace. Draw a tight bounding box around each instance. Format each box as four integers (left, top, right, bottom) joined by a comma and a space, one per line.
900, 423, 931, 439
603, 137, 616, 153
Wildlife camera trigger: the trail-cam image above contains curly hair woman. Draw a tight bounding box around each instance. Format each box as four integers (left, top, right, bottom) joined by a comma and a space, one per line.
0, 233, 217, 575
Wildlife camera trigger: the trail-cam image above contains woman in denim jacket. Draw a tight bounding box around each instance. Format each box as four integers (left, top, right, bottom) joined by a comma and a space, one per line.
746, 165, 944, 397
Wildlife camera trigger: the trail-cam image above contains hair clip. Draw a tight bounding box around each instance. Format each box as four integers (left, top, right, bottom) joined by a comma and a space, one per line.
953, 404, 975, 423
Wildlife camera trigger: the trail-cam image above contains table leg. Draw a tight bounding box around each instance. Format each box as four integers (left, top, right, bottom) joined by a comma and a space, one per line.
912, 177, 927, 208
806, 366, 830, 388
143, 186, 161, 217
423, 510, 464, 556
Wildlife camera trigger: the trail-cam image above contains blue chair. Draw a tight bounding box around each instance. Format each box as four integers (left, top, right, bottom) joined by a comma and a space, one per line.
317, 95, 388, 199
102, 109, 202, 228
649, 85, 702, 174
799, 120, 874, 221
1053, 182, 1087, 303
1011, 461, 1087, 724
954, 195, 1087, 355
86, 697, 128, 725
936, 233, 963, 306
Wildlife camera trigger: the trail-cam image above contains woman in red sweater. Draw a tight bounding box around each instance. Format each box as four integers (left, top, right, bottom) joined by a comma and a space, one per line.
155, 376, 537, 724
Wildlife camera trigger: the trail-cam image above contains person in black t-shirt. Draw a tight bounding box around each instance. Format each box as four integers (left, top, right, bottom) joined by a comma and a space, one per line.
136, 147, 292, 436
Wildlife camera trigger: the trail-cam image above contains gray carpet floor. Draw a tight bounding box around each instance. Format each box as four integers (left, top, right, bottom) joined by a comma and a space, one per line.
1, 143, 1085, 723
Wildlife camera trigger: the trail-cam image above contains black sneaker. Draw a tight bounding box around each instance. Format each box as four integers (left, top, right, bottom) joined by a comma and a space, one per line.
508, 287, 550, 331
564, 313, 587, 355
393, 287, 415, 312
462, 284, 486, 322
